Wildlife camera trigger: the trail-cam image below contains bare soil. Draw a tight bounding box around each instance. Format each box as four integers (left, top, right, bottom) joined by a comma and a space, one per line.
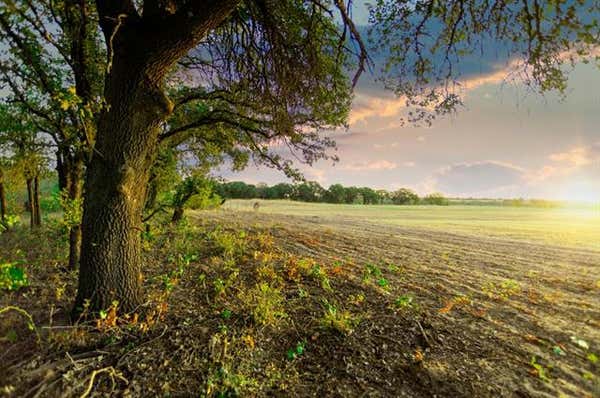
1, 209, 599, 397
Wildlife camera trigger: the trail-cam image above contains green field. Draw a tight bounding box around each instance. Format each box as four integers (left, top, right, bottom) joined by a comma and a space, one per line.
224, 199, 600, 250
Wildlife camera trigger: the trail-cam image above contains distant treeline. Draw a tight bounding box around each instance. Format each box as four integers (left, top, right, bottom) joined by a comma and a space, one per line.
448, 198, 563, 208
215, 181, 578, 208
215, 181, 449, 205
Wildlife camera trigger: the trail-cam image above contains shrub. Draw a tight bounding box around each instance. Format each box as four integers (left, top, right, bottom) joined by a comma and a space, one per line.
320, 301, 358, 335
422, 192, 449, 205
241, 282, 286, 326
0, 261, 29, 291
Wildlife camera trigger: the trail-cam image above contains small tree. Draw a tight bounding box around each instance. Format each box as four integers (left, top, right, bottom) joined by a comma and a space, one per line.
392, 188, 420, 205
422, 193, 449, 206
170, 175, 216, 224
326, 184, 346, 204
293, 181, 325, 202
359, 187, 380, 204
0, 162, 7, 229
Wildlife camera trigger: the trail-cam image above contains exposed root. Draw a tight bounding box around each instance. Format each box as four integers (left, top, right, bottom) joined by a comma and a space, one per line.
79, 366, 128, 398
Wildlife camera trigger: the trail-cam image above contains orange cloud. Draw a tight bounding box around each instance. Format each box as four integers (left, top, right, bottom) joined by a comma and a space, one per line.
526, 142, 600, 182
548, 147, 591, 167
342, 160, 398, 171
348, 46, 600, 127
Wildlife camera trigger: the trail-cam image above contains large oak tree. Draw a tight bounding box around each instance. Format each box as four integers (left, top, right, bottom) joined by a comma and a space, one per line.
1, 0, 597, 315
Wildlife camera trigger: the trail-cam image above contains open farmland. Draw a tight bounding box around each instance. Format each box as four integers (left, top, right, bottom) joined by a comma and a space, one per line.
223, 199, 600, 250
200, 200, 600, 396
2, 200, 599, 397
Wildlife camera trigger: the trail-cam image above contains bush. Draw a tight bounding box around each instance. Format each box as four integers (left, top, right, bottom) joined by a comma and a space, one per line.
0, 261, 29, 291
422, 192, 449, 205
392, 188, 419, 205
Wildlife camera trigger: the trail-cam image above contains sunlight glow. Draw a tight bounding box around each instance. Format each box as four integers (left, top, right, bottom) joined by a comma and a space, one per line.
560, 180, 600, 203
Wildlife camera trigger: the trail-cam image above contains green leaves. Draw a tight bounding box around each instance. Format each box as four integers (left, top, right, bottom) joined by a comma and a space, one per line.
370, 0, 600, 122
286, 341, 306, 360
394, 294, 414, 309
0, 260, 29, 291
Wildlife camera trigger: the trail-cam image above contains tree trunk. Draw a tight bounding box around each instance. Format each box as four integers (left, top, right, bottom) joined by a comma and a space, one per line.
73, 60, 172, 316
33, 175, 42, 226
57, 149, 86, 269
74, 2, 238, 317
67, 157, 84, 270
171, 206, 184, 224
0, 179, 7, 229
26, 178, 35, 229
56, 149, 68, 192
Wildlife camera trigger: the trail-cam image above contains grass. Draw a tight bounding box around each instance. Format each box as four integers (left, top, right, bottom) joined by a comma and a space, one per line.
224, 199, 600, 249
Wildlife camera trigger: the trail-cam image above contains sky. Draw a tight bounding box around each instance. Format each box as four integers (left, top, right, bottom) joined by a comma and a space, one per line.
214, 1, 600, 201
227, 4, 598, 201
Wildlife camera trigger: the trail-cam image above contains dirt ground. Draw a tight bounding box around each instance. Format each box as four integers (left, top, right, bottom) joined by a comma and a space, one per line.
201, 209, 600, 397
1, 208, 599, 397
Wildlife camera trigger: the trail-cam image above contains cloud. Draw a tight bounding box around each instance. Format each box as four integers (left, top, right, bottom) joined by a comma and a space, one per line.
416, 143, 600, 199
304, 167, 327, 184
373, 142, 400, 150
549, 144, 600, 167
349, 93, 409, 125
423, 160, 526, 196
347, 46, 600, 128
341, 160, 398, 171
347, 59, 521, 126
527, 142, 600, 182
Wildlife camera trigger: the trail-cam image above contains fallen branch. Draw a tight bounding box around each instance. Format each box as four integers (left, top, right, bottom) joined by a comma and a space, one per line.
80, 366, 128, 398
0, 306, 41, 344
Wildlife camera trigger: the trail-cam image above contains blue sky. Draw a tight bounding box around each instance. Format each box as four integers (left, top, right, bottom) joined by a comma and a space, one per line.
217, 3, 600, 201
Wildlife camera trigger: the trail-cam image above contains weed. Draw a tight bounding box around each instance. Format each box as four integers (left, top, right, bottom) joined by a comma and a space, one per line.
482, 279, 521, 300
310, 264, 332, 291
296, 257, 316, 274
363, 263, 390, 291
221, 309, 233, 320
320, 301, 358, 335
283, 257, 301, 282
394, 294, 415, 309
439, 294, 472, 314
214, 278, 227, 296
256, 263, 280, 283
330, 260, 344, 276
348, 293, 365, 306
387, 262, 403, 273
363, 263, 383, 281
0, 214, 19, 231
206, 366, 258, 397
96, 301, 119, 331
286, 341, 306, 360
530, 356, 551, 382
240, 283, 286, 326
209, 228, 247, 260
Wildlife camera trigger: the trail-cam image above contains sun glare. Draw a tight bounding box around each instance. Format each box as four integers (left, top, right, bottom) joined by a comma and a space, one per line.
561, 180, 600, 203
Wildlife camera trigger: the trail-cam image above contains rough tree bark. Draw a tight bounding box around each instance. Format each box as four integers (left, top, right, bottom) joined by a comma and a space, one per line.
0, 175, 7, 228
33, 175, 41, 226
68, 158, 84, 269
171, 206, 185, 224
73, 1, 239, 316
26, 178, 35, 229
56, 150, 68, 192
56, 149, 86, 269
